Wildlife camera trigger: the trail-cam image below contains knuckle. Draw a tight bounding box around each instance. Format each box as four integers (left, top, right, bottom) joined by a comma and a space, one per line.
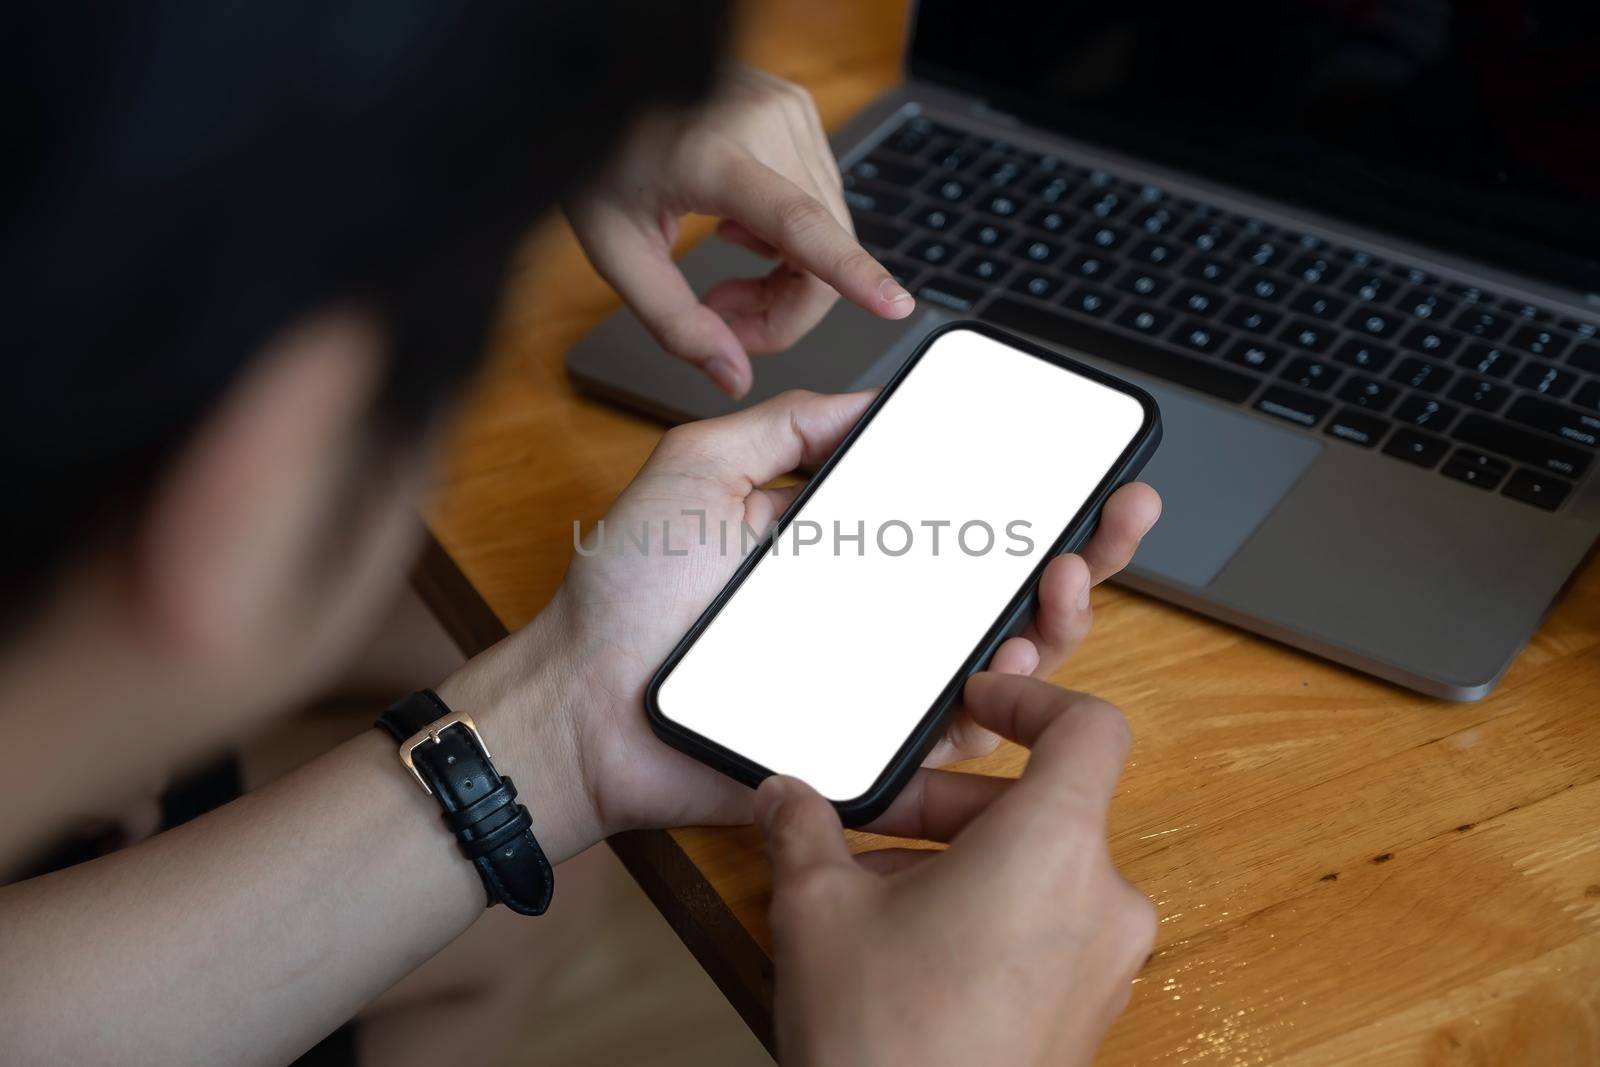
833, 245, 881, 284
777, 195, 830, 242
1112, 884, 1159, 963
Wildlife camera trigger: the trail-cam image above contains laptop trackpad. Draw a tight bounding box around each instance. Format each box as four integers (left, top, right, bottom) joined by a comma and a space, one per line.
1127, 382, 1321, 588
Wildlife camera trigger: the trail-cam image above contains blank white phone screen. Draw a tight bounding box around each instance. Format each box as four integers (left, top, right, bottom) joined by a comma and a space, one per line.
655, 328, 1147, 802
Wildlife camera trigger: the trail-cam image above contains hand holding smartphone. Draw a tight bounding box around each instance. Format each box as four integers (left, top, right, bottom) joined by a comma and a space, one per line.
647, 322, 1160, 823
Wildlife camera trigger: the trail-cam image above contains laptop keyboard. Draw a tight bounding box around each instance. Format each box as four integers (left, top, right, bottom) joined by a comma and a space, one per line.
845, 115, 1600, 512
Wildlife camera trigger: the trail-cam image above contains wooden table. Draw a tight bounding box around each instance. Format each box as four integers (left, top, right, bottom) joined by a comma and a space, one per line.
421, 2, 1600, 1060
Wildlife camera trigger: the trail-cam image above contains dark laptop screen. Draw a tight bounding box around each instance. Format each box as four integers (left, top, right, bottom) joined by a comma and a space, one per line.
909, 1, 1600, 296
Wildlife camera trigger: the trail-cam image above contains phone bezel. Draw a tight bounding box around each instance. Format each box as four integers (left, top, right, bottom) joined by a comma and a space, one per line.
644, 319, 1163, 825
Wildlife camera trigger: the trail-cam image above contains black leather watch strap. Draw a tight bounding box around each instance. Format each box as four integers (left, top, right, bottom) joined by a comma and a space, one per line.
377, 690, 553, 916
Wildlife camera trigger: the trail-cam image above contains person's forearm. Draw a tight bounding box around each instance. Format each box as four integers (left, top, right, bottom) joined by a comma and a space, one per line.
0, 610, 600, 1066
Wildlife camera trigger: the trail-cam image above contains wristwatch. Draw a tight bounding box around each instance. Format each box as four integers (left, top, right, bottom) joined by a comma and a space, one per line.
376, 689, 553, 915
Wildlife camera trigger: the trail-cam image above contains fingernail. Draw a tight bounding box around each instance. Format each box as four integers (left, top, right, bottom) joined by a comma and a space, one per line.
878, 276, 915, 315
707, 356, 748, 398
755, 777, 788, 834
1077, 572, 1092, 611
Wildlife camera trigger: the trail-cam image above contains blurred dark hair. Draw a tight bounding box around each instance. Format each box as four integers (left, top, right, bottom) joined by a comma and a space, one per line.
1, 1, 728, 619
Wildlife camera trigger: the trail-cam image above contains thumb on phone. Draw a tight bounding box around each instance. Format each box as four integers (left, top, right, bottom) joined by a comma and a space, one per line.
755, 776, 859, 888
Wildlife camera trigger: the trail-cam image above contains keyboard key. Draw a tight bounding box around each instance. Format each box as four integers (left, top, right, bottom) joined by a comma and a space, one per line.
1456, 343, 1518, 378
1399, 324, 1461, 358
1341, 272, 1398, 302
1390, 265, 1436, 287
1030, 173, 1075, 203
956, 253, 1009, 283
1502, 468, 1573, 510
1236, 273, 1288, 303
981, 296, 1260, 403
1441, 450, 1508, 490
1333, 338, 1396, 372
1446, 377, 1510, 412
914, 205, 961, 231
1287, 255, 1343, 287
1079, 189, 1129, 220
1325, 408, 1389, 447
1350, 308, 1403, 338
1078, 221, 1131, 251
1255, 386, 1332, 428
1224, 339, 1284, 372
915, 275, 984, 312
1514, 360, 1577, 397
1181, 256, 1236, 286
1337, 374, 1398, 411
1446, 283, 1488, 303
1172, 319, 1228, 355
1393, 395, 1458, 432
1064, 252, 1119, 281
853, 217, 910, 251
1503, 395, 1600, 447
910, 238, 958, 266
1180, 220, 1235, 252
1574, 380, 1600, 410
1009, 271, 1062, 301
1114, 304, 1173, 337
847, 155, 923, 188
1453, 415, 1591, 479
1569, 344, 1600, 374
1505, 301, 1553, 322
1223, 302, 1282, 334
885, 117, 934, 156
962, 221, 1013, 248
1398, 289, 1457, 322
1061, 284, 1118, 318
1384, 428, 1450, 468
1280, 356, 1338, 391
1279, 319, 1337, 354
1029, 207, 1075, 234
1561, 318, 1598, 339
1170, 285, 1226, 318
928, 139, 979, 172
1239, 240, 1288, 269
1391, 356, 1452, 393
931, 176, 974, 203
1507, 325, 1568, 359
981, 192, 1022, 218
1130, 238, 1181, 266
845, 184, 912, 217
1022, 238, 1062, 265
1338, 247, 1383, 268
1287, 232, 1328, 252
1129, 206, 1179, 235
1289, 290, 1348, 320
1453, 307, 1510, 339
1113, 269, 1170, 299
980, 157, 1025, 186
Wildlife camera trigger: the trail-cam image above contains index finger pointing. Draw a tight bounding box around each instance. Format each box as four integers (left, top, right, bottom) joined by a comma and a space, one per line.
962, 672, 1132, 814
709, 156, 916, 321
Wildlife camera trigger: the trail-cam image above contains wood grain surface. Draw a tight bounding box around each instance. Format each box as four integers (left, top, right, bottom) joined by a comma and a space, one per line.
422, 2, 1600, 1061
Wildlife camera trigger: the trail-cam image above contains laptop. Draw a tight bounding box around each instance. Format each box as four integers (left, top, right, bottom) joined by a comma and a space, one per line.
566, 1, 1600, 700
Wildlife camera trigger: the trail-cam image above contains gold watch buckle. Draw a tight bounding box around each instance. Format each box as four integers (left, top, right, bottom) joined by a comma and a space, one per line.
398, 712, 490, 796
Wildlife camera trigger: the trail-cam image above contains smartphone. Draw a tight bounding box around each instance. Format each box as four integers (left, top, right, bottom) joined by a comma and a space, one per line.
645, 321, 1161, 825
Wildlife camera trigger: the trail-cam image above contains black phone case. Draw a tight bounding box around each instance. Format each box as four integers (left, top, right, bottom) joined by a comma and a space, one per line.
644, 320, 1163, 826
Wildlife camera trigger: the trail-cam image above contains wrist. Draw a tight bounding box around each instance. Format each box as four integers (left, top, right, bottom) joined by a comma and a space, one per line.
432, 597, 603, 865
